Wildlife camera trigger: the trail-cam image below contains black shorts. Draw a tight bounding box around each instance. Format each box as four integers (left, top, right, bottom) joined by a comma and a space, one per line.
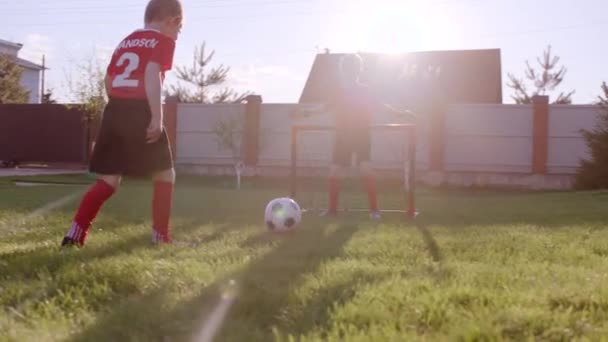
332, 130, 371, 166
89, 97, 173, 178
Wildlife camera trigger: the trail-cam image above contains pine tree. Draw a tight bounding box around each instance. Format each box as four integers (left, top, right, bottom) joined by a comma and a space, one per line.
167, 42, 255, 188
0, 54, 29, 104
507, 45, 575, 104
166, 42, 250, 103
575, 82, 608, 189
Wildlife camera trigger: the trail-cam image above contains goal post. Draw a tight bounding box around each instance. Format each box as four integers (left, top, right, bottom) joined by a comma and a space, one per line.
289, 123, 417, 219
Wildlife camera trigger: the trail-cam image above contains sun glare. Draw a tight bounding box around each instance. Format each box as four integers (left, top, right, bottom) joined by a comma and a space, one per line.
331, 0, 436, 54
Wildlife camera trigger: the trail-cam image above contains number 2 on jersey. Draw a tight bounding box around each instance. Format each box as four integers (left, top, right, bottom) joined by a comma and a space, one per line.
112, 52, 140, 88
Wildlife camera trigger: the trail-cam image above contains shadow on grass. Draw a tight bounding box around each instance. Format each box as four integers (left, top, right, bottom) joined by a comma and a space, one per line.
172, 223, 244, 248
0, 232, 149, 275
69, 222, 359, 342
5, 178, 608, 340
274, 269, 393, 340
413, 215, 443, 264
0, 232, 156, 313
0, 218, 230, 311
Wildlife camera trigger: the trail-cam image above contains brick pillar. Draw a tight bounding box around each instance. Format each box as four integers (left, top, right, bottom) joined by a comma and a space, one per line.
428, 104, 446, 172
532, 95, 549, 174
163, 96, 179, 160
243, 95, 263, 166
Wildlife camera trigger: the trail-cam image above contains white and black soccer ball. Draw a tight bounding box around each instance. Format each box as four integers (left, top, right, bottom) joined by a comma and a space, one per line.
264, 197, 302, 232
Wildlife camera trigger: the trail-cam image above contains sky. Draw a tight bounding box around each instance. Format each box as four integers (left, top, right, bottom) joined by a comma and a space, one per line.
1, 0, 607, 104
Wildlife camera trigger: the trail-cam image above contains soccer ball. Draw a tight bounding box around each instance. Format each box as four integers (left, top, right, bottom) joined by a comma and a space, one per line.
264, 197, 302, 232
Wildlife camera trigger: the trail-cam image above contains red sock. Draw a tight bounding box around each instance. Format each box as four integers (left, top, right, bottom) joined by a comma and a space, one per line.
329, 177, 339, 213
66, 179, 115, 244
362, 175, 379, 212
152, 181, 174, 243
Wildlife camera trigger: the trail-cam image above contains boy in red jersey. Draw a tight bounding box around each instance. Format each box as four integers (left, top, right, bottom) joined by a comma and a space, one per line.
297, 53, 415, 220
62, 0, 183, 246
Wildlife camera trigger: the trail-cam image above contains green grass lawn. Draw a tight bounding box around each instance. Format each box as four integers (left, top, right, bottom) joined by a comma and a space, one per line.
1, 175, 608, 341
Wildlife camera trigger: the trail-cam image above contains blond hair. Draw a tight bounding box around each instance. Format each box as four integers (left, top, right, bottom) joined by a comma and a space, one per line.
339, 53, 364, 75
144, 0, 182, 23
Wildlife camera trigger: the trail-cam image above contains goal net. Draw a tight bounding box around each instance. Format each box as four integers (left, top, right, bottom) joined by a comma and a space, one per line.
289, 124, 417, 219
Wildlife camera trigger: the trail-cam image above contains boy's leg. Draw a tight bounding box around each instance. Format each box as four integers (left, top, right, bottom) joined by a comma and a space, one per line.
327, 164, 342, 215
359, 161, 379, 214
356, 132, 380, 219
62, 175, 120, 246
325, 135, 351, 216
151, 168, 175, 244
112, 98, 174, 244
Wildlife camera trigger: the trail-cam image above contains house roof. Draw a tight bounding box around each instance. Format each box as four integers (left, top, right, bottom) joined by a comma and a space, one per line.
299, 49, 503, 110
0, 38, 46, 71
16, 57, 46, 71
0, 38, 23, 50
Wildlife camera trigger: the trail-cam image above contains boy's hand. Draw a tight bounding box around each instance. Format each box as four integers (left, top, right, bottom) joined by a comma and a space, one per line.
384, 105, 417, 121
400, 109, 417, 121
146, 120, 163, 143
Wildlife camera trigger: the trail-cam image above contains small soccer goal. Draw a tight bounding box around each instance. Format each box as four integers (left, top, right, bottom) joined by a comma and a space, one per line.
289, 123, 418, 220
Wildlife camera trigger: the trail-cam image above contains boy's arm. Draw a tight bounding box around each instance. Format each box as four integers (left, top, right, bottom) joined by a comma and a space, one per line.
104, 74, 111, 96
98, 73, 111, 120
144, 61, 163, 143
363, 87, 416, 122
366, 90, 416, 121
382, 104, 417, 121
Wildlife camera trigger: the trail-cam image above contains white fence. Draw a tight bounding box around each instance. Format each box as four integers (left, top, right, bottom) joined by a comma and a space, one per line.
548, 105, 597, 174
444, 104, 534, 173
175, 102, 600, 177
175, 103, 244, 165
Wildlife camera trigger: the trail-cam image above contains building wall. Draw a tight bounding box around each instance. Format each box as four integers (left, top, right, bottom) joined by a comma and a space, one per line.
20, 68, 41, 104
1, 40, 42, 103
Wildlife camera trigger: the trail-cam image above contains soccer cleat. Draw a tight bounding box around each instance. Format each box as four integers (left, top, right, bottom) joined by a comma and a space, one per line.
369, 210, 382, 221
61, 237, 78, 247
62, 222, 87, 247
152, 230, 172, 245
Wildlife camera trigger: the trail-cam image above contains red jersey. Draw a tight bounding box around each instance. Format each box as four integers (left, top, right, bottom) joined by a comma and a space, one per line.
330, 82, 377, 134
106, 29, 175, 99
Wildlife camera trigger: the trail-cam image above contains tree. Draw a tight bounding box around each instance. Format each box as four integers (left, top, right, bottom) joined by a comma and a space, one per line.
65, 55, 107, 120
0, 54, 29, 104
212, 115, 246, 189
507, 45, 575, 104
575, 82, 608, 189
42, 89, 57, 104
168, 42, 254, 188
211, 100, 267, 190
166, 42, 250, 104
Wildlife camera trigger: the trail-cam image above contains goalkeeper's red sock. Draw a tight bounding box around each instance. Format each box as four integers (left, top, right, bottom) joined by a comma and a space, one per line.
362, 175, 379, 212
328, 177, 340, 213
66, 179, 115, 245
152, 181, 174, 243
